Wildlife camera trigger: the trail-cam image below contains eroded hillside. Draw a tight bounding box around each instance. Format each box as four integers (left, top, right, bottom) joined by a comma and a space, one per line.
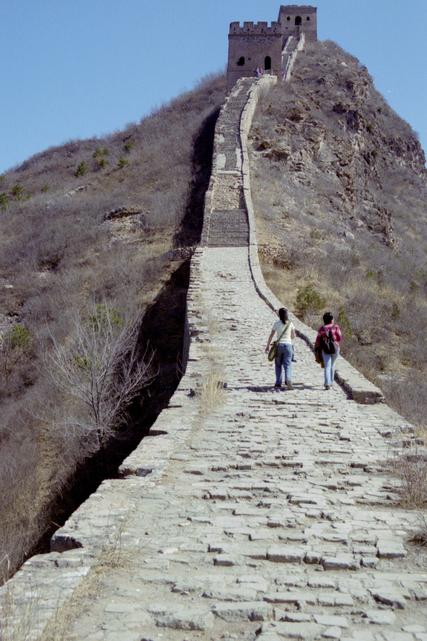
249, 40, 427, 424
0, 73, 226, 576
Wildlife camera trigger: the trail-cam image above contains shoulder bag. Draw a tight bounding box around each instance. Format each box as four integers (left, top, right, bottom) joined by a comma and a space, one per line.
268, 321, 290, 362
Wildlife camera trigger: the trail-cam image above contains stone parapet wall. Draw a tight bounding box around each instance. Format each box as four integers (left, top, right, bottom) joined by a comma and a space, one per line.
229, 21, 282, 35
282, 32, 306, 80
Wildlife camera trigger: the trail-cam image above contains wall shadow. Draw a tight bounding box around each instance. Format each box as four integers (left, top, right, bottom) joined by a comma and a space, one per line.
174, 107, 221, 247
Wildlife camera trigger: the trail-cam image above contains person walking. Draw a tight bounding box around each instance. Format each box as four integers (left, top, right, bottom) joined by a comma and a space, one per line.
314, 312, 342, 390
265, 308, 296, 389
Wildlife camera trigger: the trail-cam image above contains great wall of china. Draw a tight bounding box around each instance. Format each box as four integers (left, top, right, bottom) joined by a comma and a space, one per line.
1, 54, 427, 641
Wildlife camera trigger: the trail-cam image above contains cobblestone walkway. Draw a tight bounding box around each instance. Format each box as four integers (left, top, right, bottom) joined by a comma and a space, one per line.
66, 248, 427, 641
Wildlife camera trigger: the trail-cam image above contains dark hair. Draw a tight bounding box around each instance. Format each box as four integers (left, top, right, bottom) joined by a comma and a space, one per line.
278, 308, 289, 323
323, 311, 334, 325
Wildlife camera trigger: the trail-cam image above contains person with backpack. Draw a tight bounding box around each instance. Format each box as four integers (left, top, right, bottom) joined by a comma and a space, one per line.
265, 308, 296, 389
314, 312, 342, 390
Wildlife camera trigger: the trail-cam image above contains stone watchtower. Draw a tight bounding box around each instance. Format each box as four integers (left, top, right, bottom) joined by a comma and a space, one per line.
227, 4, 317, 90
278, 5, 317, 43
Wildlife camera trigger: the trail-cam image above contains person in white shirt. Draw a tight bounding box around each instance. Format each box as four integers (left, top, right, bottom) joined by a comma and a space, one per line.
265, 308, 296, 389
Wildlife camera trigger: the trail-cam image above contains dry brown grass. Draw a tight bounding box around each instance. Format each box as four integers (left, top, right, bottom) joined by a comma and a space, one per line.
409, 515, 427, 547
199, 371, 226, 415
0, 524, 130, 641
40, 532, 130, 641
0, 585, 40, 641
392, 449, 427, 509
416, 426, 427, 445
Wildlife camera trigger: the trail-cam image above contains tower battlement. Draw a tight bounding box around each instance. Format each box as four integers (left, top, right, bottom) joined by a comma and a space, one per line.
278, 4, 317, 13
229, 21, 282, 35
227, 4, 318, 90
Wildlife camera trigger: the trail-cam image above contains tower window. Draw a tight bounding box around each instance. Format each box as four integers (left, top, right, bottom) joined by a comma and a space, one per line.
307, 16, 311, 21
287, 16, 290, 21
295, 16, 302, 25
237, 56, 245, 66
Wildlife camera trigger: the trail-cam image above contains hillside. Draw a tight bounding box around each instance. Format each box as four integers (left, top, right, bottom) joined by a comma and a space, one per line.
249, 40, 427, 425
0, 73, 226, 577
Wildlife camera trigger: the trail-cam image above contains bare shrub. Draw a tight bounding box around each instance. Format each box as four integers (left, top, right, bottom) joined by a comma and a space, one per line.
392, 448, 427, 508
385, 378, 427, 428
50, 305, 156, 449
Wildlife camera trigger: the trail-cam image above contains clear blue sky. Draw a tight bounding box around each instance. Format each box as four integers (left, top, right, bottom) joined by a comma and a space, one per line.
1, 0, 426, 173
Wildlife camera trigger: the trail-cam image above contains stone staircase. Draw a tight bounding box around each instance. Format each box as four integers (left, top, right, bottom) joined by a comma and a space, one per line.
202, 77, 255, 248
282, 33, 305, 81
205, 209, 248, 246
1, 76, 427, 641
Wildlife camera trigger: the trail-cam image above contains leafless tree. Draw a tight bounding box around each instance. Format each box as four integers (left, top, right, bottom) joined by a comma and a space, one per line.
49, 305, 156, 448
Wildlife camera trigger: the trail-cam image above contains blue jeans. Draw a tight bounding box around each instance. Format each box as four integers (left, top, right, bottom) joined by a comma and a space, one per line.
275, 344, 293, 385
322, 349, 339, 386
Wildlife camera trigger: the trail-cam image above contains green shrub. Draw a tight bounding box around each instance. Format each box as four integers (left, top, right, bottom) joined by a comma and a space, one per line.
92, 146, 109, 159
41, 184, 49, 193
74, 161, 87, 177
391, 302, 400, 320
90, 304, 124, 331
117, 157, 129, 169
123, 141, 134, 154
11, 183, 24, 200
9, 324, 32, 350
350, 252, 360, 267
295, 283, 326, 320
73, 355, 91, 370
337, 306, 353, 337
0, 192, 9, 209
310, 228, 323, 241
96, 158, 108, 170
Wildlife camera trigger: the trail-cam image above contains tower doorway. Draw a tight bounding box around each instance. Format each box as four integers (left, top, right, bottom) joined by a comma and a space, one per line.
264, 56, 272, 71
295, 16, 302, 25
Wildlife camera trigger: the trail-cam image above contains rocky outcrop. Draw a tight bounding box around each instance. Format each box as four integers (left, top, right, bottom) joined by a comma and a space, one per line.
250, 41, 425, 247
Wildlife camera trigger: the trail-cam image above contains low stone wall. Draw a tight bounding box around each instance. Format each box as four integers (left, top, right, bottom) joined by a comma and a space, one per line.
282, 33, 305, 80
